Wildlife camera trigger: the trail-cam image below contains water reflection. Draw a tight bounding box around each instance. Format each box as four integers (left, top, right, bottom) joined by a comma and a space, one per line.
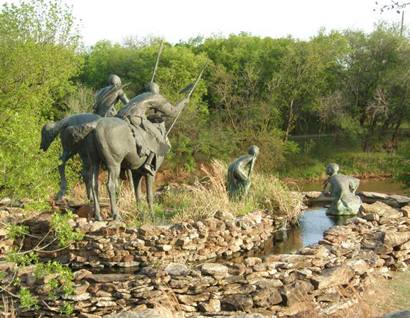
218, 207, 349, 262
272, 207, 348, 254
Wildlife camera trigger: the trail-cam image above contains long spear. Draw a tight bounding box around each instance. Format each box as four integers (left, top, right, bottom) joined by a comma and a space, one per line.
151, 41, 164, 83
166, 63, 207, 137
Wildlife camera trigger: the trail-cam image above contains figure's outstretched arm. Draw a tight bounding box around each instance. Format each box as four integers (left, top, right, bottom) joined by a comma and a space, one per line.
119, 90, 129, 105
157, 97, 189, 118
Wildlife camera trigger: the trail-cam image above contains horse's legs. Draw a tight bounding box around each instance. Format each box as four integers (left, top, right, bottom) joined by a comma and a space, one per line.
56, 162, 67, 201
145, 174, 154, 214
107, 165, 121, 220
55, 151, 72, 201
132, 172, 143, 207
80, 154, 92, 202
91, 162, 101, 221
127, 169, 135, 198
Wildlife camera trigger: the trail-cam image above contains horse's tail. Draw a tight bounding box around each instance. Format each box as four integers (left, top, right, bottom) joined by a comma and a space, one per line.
40, 116, 74, 151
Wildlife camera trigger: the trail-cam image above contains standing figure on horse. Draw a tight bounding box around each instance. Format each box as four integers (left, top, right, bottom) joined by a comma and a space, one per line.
94, 74, 129, 117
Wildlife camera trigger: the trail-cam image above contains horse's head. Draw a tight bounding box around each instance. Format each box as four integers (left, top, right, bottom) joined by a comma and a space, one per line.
40, 122, 56, 151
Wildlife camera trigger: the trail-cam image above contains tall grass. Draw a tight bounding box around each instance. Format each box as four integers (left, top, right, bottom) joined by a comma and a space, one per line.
69, 160, 303, 225
160, 160, 303, 224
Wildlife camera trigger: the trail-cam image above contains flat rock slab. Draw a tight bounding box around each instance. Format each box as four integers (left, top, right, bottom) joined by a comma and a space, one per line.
87, 273, 135, 283
361, 202, 402, 218
201, 263, 229, 279
383, 231, 410, 247
104, 309, 175, 318
383, 310, 410, 318
311, 265, 355, 289
164, 262, 190, 276
221, 294, 254, 311
359, 192, 410, 207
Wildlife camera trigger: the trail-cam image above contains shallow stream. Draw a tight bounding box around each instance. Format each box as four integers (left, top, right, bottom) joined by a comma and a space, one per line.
223, 178, 406, 261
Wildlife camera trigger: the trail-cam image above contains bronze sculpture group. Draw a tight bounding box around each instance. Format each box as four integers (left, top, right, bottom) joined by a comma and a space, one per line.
41, 44, 361, 221
41, 44, 207, 220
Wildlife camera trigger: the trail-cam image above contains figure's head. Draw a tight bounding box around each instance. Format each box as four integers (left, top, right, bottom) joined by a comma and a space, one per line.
108, 74, 121, 87
248, 145, 260, 157
145, 82, 160, 94
326, 163, 339, 176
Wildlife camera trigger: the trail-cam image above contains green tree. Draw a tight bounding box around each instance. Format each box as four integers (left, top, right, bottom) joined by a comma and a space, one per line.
272, 32, 348, 142
329, 25, 410, 151
0, 0, 82, 199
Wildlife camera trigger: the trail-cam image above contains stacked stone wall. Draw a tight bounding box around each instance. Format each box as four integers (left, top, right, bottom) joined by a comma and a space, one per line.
4, 201, 410, 317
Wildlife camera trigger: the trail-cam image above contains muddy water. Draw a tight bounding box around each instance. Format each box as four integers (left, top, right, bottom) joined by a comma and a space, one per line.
220, 207, 348, 263
271, 207, 349, 254
228, 178, 406, 259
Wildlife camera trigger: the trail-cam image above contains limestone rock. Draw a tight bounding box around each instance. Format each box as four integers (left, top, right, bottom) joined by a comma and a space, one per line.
74, 269, 92, 282
311, 265, 355, 289
361, 202, 401, 218
221, 294, 254, 311
201, 263, 229, 279
104, 309, 169, 318
164, 263, 189, 276
90, 221, 107, 233
383, 310, 410, 318
384, 231, 410, 247
214, 210, 235, 220
401, 205, 410, 217
198, 299, 221, 312
252, 288, 282, 307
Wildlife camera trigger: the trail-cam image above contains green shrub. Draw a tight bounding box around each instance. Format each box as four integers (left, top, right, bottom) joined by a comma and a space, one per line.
50, 211, 84, 247
19, 288, 38, 310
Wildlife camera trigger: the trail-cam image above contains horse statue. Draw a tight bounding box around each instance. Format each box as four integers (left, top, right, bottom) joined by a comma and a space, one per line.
40, 113, 101, 201
88, 117, 169, 220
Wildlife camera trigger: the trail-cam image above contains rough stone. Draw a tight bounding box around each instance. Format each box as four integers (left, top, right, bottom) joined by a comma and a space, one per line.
252, 288, 282, 307
164, 263, 189, 277
221, 294, 254, 311
311, 265, 355, 289
200, 263, 229, 279
198, 299, 221, 312
384, 231, 410, 247
383, 310, 410, 318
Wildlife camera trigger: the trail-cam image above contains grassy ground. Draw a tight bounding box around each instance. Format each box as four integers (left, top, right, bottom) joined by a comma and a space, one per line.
370, 270, 410, 315
70, 160, 304, 227
279, 136, 409, 180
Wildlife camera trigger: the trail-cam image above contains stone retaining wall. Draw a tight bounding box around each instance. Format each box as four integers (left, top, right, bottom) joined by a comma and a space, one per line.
21, 210, 280, 268
8, 201, 410, 317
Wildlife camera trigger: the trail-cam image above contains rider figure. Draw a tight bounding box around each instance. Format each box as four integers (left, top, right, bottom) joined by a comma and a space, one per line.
116, 82, 188, 175
94, 74, 129, 117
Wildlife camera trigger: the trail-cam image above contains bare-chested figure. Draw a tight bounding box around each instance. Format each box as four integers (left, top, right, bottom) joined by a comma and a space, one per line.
94, 74, 129, 117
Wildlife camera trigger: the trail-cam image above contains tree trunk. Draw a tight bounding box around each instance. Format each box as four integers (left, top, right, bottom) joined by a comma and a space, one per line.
283, 99, 294, 142
391, 118, 402, 149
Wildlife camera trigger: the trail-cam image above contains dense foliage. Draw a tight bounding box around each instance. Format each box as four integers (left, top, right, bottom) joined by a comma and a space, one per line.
0, 0, 81, 199
1, 0, 409, 201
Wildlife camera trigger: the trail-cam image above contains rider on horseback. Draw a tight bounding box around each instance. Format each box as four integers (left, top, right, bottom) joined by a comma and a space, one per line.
116, 82, 188, 175
94, 74, 130, 117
